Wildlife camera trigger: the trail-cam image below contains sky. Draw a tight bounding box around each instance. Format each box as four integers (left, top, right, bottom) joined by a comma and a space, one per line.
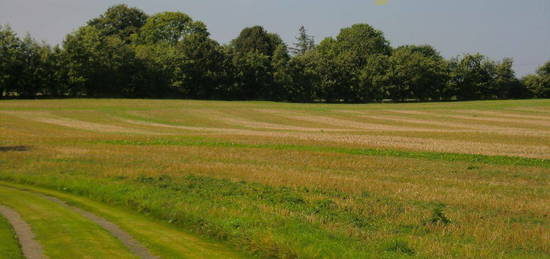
1, 0, 549, 76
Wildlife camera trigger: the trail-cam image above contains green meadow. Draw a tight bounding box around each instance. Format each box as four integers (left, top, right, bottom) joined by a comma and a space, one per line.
0, 99, 549, 258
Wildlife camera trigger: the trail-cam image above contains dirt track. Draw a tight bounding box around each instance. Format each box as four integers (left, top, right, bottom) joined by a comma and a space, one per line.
0, 205, 45, 259
40, 195, 158, 259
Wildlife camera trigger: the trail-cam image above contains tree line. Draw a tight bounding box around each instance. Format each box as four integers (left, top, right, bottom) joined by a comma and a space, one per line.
1, 4, 549, 101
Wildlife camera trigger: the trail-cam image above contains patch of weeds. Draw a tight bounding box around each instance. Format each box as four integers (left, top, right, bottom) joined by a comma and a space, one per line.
135, 174, 173, 189
384, 239, 416, 255
424, 203, 451, 226
136, 175, 155, 184
467, 165, 480, 170
311, 199, 336, 214
112, 175, 127, 181
393, 224, 415, 234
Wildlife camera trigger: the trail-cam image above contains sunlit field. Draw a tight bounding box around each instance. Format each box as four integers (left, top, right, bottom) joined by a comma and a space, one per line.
1, 99, 549, 258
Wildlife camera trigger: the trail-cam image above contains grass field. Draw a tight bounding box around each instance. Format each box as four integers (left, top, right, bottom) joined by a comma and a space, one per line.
0, 99, 549, 258
0, 212, 23, 259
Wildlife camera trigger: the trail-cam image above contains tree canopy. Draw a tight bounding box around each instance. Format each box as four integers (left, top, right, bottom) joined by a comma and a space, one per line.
0, 5, 546, 102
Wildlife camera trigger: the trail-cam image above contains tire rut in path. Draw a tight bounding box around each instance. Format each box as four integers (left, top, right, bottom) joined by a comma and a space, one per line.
0, 205, 46, 259
39, 195, 158, 259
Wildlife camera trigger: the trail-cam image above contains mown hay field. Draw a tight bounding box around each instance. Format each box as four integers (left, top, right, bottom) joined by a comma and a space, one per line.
1, 99, 549, 258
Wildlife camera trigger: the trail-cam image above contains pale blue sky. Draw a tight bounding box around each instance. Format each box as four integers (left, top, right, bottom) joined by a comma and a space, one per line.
1, 0, 548, 76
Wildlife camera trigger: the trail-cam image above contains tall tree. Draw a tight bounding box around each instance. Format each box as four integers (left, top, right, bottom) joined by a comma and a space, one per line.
335, 24, 391, 67
523, 61, 550, 98
87, 4, 148, 43
271, 44, 293, 100
231, 26, 283, 57
0, 25, 21, 98
447, 54, 496, 100
291, 25, 315, 56
305, 23, 392, 102
63, 26, 144, 97
136, 12, 207, 45
493, 58, 525, 99
228, 26, 285, 99
172, 33, 226, 98
356, 54, 390, 102
388, 45, 448, 101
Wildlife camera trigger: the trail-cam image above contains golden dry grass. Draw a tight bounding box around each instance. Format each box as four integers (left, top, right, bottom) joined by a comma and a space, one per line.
0, 99, 549, 258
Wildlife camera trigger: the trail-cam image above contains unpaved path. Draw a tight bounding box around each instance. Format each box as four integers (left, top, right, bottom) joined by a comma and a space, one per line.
0, 205, 45, 259
39, 195, 158, 259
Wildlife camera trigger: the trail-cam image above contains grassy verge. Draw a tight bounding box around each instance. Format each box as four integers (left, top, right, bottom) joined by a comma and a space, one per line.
0, 214, 24, 259
0, 174, 391, 258
2, 172, 547, 258
2, 182, 245, 259
0, 186, 137, 259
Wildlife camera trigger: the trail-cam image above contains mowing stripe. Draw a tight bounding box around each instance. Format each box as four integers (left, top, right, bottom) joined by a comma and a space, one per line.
0, 205, 45, 259
39, 194, 157, 259
97, 138, 550, 168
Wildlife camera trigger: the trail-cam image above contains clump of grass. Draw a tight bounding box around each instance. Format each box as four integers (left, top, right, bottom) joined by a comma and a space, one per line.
425, 204, 451, 226
384, 239, 416, 255
467, 165, 480, 170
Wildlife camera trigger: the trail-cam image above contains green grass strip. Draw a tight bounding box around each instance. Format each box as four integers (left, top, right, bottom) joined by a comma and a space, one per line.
0, 214, 24, 259
96, 137, 550, 168
0, 186, 137, 259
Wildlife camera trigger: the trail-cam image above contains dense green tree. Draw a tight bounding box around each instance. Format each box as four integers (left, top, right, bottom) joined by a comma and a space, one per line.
44, 46, 70, 97
87, 4, 148, 43
227, 26, 286, 99
63, 26, 145, 97
522, 74, 545, 98
230, 50, 273, 99
493, 58, 526, 99
133, 11, 214, 98
231, 26, 284, 57
0, 25, 21, 97
523, 61, 550, 98
305, 24, 392, 102
271, 44, 293, 100
335, 24, 391, 67
280, 53, 317, 102
356, 54, 390, 102
396, 44, 442, 60
16, 35, 52, 97
0, 27, 64, 98
447, 54, 497, 100
136, 12, 207, 45
387, 46, 448, 101
306, 38, 355, 102
0, 5, 536, 103
172, 33, 226, 98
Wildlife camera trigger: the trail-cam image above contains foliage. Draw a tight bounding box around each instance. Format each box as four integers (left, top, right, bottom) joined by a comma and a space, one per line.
230, 25, 283, 57
387, 46, 448, 101
0, 5, 545, 102
522, 61, 550, 98
87, 4, 148, 43
135, 12, 207, 45
63, 26, 145, 97
290, 25, 315, 56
